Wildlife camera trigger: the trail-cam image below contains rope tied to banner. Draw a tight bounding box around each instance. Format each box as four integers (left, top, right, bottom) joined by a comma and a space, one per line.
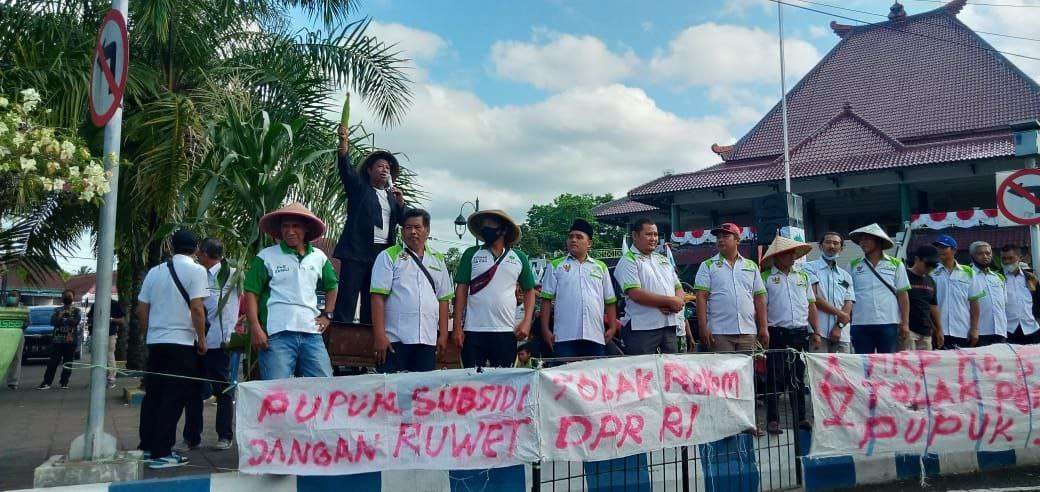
61, 361, 239, 394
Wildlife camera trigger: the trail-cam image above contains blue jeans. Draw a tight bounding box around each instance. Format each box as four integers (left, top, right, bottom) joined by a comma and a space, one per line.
851, 324, 899, 354
258, 331, 332, 380
553, 340, 606, 359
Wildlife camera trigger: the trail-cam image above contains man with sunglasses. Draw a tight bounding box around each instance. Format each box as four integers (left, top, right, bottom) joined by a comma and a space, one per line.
930, 235, 984, 349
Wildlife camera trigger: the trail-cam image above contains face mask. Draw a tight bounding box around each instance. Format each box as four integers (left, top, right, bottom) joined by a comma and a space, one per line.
480, 226, 501, 244
63, 297, 73, 305
821, 252, 839, 261
1005, 264, 1020, 274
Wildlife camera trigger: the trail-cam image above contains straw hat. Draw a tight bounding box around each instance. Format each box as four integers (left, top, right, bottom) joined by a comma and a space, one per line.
849, 223, 895, 250
259, 202, 327, 242
467, 209, 522, 247
760, 236, 813, 269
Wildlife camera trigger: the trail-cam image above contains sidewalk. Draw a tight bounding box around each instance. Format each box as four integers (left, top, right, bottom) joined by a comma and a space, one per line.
0, 361, 237, 490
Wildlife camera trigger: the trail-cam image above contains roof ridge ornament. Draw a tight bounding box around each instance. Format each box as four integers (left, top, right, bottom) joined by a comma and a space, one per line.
711, 143, 735, 160
944, 0, 967, 15
830, 20, 853, 38
888, 1, 907, 21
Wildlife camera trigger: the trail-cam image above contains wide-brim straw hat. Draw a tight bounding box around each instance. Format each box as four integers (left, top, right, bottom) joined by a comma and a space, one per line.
467, 209, 522, 247
259, 202, 327, 242
359, 150, 401, 183
849, 223, 895, 250
760, 236, 813, 269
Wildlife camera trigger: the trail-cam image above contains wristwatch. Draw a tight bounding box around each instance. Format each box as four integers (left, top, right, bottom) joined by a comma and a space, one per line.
319, 311, 334, 320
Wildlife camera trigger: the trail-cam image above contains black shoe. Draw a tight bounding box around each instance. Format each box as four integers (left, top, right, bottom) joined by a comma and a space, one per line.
36, 384, 51, 390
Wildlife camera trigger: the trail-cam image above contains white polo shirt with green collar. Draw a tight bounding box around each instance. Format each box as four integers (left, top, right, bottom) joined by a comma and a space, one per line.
454, 246, 536, 332
693, 253, 766, 335
762, 266, 816, 330
370, 244, 454, 345
244, 242, 338, 336
849, 255, 910, 326
616, 246, 683, 331
540, 254, 617, 344
930, 262, 986, 339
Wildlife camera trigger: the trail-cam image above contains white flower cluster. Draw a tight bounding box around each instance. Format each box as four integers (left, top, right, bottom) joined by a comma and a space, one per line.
0, 88, 109, 203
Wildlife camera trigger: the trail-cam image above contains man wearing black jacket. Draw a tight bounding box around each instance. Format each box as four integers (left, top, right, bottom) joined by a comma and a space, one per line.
332, 124, 405, 324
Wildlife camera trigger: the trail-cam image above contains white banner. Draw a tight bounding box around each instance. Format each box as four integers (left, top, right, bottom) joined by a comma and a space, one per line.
806, 345, 1040, 457
236, 368, 539, 475
539, 354, 756, 461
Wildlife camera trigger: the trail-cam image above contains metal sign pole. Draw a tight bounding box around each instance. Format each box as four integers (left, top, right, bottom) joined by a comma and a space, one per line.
76, 0, 127, 462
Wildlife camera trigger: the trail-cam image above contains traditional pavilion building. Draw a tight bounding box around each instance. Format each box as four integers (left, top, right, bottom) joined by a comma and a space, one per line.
595, 0, 1040, 268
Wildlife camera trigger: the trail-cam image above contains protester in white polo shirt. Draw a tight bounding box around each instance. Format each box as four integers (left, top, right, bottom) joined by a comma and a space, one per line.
453, 210, 537, 368
136, 229, 208, 469
540, 219, 617, 360
971, 241, 1009, 346
245, 203, 339, 380
1000, 244, 1040, 345
694, 223, 768, 352
807, 232, 855, 354
848, 223, 910, 354
615, 218, 685, 355
180, 238, 239, 453
931, 234, 984, 348
370, 208, 454, 373
760, 235, 818, 434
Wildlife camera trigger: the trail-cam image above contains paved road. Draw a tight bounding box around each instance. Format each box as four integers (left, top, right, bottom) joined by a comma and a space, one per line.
847, 466, 1040, 491
0, 361, 237, 490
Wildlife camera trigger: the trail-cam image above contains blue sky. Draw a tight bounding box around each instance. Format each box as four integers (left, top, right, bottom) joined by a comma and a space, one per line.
57, 0, 1040, 270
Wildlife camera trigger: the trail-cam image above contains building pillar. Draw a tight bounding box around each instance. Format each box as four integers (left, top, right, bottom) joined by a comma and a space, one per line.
898, 183, 912, 224
670, 203, 681, 235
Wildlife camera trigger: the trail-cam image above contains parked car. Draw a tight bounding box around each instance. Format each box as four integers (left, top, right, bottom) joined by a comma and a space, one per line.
23, 305, 82, 361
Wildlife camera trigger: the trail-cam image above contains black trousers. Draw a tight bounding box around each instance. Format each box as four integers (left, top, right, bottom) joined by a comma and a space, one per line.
183, 348, 233, 443
462, 332, 516, 368
139, 344, 201, 458
1009, 325, 1040, 345
765, 326, 810, 423
977, 334, 1007, 347
42, 343, 76, 386
378, 342, 436, 373
334, 245, 391, 324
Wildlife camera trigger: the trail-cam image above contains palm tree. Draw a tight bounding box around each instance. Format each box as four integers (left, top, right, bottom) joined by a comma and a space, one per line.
0, 0, 414, 367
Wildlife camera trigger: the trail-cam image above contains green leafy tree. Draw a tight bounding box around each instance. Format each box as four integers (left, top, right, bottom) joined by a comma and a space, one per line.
442, 247, 462, 275
519, 193, 625, 258
1, 1, 414, 367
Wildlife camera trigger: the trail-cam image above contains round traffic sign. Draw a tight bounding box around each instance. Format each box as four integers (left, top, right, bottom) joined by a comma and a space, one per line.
996, 168, 1040, 225
88, 9, 129, 127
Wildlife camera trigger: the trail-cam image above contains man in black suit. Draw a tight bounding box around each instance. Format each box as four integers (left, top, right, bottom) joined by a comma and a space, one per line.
333, 124, 405, 324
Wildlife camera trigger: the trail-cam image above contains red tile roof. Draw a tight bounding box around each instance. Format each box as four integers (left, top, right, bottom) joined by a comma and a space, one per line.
616, 0, 1040, 202
592, 197, 659, 218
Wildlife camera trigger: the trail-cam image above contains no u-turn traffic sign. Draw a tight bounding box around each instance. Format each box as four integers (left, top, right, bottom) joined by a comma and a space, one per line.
88, 10, 129, 127
997, 169, 1040, 226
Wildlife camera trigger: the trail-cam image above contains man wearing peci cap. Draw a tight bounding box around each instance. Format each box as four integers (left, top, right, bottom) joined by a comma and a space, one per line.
244, 203, 339, 380
806, 232, 855, 353
931, 234, 984, 349
136, 229, 208, 469
453, 210, 537, 368
332, 124, 405, 324
616, 218, 686, 355
970, 241, 1009, 346
848, 223, 910, 354
540, 219, 618, 359
760, 235, 818, 433
694, 223, 768, 352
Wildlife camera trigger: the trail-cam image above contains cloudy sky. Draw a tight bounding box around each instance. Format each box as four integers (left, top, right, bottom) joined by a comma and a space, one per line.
57, 0, 1040, 270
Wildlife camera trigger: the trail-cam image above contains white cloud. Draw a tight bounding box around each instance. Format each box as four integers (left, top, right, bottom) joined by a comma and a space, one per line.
808, 25, 829, 39
490, 33, 639, 91
707, 86, 776, 128
355, 83, 733, 248
721, 0, 773, 16
649, 23, 822, 87
367, 21, 447, 63
959, 1, 1040, 82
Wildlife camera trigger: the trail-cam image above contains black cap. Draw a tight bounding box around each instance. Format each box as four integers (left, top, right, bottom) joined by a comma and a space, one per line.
569, 219, 595, 239
914, 244, 940, 264
171, 229, 198, 252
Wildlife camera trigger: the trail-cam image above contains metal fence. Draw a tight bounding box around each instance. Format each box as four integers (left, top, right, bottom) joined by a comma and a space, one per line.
531, 348, 810, 491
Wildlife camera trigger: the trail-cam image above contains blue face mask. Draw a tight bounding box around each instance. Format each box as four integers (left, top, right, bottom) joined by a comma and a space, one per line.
821, 252, 839, 261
